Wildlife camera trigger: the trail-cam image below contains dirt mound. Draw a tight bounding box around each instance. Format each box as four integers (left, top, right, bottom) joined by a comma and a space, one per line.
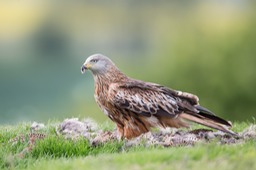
56, 118, 256, 147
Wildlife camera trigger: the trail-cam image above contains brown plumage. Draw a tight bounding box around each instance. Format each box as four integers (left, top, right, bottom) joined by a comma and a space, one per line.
81, 54, 237, 139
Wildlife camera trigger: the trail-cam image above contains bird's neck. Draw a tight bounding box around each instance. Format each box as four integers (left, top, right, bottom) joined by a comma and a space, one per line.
93, 67, 128, 97
94, 67, 127, 84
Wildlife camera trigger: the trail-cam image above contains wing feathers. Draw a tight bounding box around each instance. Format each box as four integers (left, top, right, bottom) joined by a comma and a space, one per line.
109, 82, 179, 118
108, 80, 236, 136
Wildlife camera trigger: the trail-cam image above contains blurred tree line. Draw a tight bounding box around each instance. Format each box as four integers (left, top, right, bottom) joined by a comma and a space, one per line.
0, 1, 255, 123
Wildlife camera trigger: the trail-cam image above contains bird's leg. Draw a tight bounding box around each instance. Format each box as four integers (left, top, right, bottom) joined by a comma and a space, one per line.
116, 124, 125, 141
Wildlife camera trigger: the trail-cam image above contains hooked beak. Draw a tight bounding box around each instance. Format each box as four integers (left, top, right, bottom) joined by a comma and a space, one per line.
81, 65, 87, 74
81, 63, 92, 74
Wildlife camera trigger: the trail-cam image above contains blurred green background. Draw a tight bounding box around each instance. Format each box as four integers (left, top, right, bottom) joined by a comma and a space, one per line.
0, 0, 255, 124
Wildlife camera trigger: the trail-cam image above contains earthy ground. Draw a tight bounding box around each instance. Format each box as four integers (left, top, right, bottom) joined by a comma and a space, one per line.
0, 118, 255, 170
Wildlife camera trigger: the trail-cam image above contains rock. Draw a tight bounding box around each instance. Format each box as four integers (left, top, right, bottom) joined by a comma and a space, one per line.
241, 125, 256, 139
56, 118, 98, 140
30, 122, 45, 132
91, 130, 118, 146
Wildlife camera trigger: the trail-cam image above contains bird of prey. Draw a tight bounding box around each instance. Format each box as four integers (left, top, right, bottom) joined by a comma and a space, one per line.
81, 54, 236, 139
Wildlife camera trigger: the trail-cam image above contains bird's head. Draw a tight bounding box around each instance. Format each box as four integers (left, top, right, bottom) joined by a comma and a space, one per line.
81, 54, 115, 75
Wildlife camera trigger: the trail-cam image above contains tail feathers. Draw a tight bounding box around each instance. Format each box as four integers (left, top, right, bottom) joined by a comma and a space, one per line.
180, 112, 238, 136
197, 112, 232, 127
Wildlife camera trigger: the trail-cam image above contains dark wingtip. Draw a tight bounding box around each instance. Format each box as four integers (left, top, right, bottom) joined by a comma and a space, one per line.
195, 105, 215, 115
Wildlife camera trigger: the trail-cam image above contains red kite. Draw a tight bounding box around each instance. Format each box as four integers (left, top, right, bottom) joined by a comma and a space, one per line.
81, 54, 236, 139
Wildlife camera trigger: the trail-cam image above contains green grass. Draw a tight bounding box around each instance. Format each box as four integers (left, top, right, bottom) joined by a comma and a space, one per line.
0, 121, 255, 170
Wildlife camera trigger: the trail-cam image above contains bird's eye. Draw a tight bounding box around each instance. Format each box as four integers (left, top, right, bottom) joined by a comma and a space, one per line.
90, 59, 98, 63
